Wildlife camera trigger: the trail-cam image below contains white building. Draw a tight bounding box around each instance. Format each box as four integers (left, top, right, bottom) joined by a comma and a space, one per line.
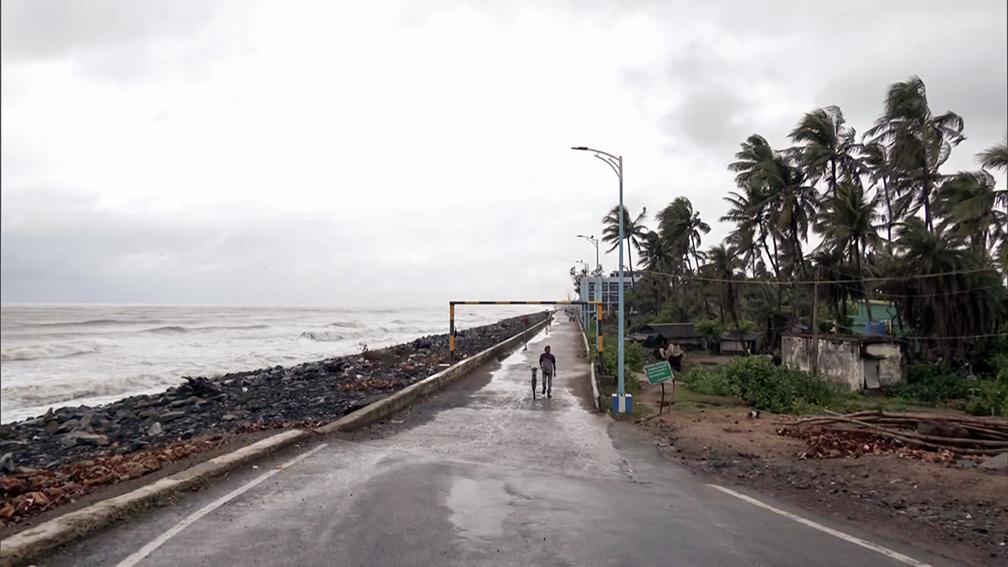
578, 270, 643, 314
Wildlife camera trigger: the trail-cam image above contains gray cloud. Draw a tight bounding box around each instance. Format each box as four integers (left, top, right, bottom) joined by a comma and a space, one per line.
0, 187, 583, 306
1, 1, 1005, 307
661, 89, 753, 152
1, 0, 220, 61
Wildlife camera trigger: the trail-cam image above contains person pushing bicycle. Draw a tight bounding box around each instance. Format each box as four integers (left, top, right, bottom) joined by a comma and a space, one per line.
539, 345, 556, 398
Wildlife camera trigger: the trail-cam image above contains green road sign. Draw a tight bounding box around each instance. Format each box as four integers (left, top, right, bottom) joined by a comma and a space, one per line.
644, 361, 673, 385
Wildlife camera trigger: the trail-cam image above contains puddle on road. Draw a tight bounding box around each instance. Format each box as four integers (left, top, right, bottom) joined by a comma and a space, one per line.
482, 327, 549, 396
446, 477, 512, 540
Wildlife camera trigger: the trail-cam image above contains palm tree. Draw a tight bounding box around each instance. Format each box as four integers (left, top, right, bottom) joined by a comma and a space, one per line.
865, 76, 965, 232
978, 139, 1008, 173
724, 224, 760, 278
638, 231, 671, 314
788, 106, 863, 197
729, 134, 818, 279
722, 187, 780, 278
657, 197, 710, 274
977, 139, 1008, 268
707, 244, 743, 333
936, 170, 1006, 256
601, 205, 648, 281
883, 219, 1000, 358
814, 182, 882, 321
862, 141, 900, 243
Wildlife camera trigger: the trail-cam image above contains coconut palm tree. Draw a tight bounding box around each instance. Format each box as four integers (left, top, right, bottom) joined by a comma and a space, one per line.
814, 182, 882, 321
729, 134, 818, 279
707, 243, 743, 331
977, 139, 1008, 268
722, 187, 780, 278
978, 139, 1008, 173
788, 106, 864, 197
865, 76, 965, 232
657, 197, 710, 274
936, 170, 1006, 256
862, 141, 900, 244
601, 205, 648, 281
883, 219, 1000, 358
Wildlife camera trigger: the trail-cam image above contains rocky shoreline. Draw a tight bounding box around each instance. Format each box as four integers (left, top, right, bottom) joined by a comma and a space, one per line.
0, 312, 546, 526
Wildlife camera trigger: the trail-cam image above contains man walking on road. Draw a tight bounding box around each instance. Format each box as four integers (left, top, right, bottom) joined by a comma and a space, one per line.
539, 345, 556, 398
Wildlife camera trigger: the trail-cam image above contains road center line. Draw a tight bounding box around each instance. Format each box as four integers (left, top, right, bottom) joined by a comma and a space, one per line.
706, 484, 932, 567
116, 443, 328, 567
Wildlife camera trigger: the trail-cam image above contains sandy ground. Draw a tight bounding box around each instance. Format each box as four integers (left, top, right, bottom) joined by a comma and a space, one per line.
631, 377, 1008, 567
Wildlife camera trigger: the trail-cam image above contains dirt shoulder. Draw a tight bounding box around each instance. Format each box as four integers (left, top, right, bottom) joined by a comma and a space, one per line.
631, 380, 1008, 567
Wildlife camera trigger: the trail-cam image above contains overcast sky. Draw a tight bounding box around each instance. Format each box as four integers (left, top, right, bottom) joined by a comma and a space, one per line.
2, 0, 1006, 308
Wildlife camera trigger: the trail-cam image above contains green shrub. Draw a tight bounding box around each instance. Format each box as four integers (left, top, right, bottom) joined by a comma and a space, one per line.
680, 367, 733, 397
678, 356, 838, 414
883, 363, 970, 404
596, 337, 646, 395
966, 375, 1008, 417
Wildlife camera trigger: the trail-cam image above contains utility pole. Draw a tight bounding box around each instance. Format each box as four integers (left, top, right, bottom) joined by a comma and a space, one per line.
811, 267, 820, 375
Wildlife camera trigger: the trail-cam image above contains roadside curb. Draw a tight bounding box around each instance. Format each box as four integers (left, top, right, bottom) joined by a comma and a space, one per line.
576, 316, 602, 412
0, 316, 549, 567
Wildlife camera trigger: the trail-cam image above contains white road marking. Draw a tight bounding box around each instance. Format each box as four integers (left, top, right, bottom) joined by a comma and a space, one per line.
707, 484, 932, 567
116, 443, 328, 567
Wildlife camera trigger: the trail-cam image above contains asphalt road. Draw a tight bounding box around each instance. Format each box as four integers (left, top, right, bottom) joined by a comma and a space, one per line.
39, 317, 960, 567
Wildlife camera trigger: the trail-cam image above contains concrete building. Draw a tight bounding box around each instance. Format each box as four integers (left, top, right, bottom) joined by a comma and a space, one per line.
719, 331, 759, 355
849, 300, 902, 336
782, 334, 905, 391
578, 271, 644, 313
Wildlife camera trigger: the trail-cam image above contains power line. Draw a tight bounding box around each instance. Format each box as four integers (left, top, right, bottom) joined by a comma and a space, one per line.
893, 332, 1008, 341
639, 266, 1002, 286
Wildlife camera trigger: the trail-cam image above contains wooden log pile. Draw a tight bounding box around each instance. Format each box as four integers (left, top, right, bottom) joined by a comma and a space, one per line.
780, 411, 1008, 456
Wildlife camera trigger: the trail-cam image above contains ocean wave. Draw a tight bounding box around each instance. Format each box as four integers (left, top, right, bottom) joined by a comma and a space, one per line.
138, 324, 271, 335
29, 318, 164, 328
300, 330, 348, 342
0, 343, 100, 362
142, 325, 188, 334
0, 373, 177, 414
326, 321, 363, 329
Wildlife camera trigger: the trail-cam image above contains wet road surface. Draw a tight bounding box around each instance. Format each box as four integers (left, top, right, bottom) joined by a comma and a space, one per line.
40, 317, 960, 566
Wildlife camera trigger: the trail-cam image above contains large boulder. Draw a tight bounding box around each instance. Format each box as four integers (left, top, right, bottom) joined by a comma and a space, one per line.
979, 452, 1008, 471
917, 420, 970, 439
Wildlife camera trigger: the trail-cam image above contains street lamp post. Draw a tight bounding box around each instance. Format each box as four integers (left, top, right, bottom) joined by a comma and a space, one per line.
574, 260, 590, 327
576, 234, 602, 374
572, 146, 630, 414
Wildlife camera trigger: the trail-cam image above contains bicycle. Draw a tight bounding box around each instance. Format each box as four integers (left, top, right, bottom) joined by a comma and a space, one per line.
529, 366, 538, 399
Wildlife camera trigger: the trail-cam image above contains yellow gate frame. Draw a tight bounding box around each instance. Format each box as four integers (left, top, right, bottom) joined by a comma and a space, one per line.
449, 300, 603, 364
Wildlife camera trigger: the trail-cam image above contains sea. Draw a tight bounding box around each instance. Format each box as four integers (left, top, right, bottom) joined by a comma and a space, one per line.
0, 304, 539, 424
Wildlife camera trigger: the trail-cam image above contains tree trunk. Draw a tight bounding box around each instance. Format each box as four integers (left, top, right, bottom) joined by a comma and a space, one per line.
882, 176, 894, 244
923, 173, 934, 233
857, 240, 874, 325
830, 157, 838, 197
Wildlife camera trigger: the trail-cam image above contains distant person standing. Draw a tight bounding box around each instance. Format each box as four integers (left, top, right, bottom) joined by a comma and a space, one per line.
524, 315, 530, 328
539, 345, 556, 398
658, 340, 684, 372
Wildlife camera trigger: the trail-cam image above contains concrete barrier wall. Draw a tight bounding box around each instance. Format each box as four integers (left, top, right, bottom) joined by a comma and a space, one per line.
318, 316, 549, 433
